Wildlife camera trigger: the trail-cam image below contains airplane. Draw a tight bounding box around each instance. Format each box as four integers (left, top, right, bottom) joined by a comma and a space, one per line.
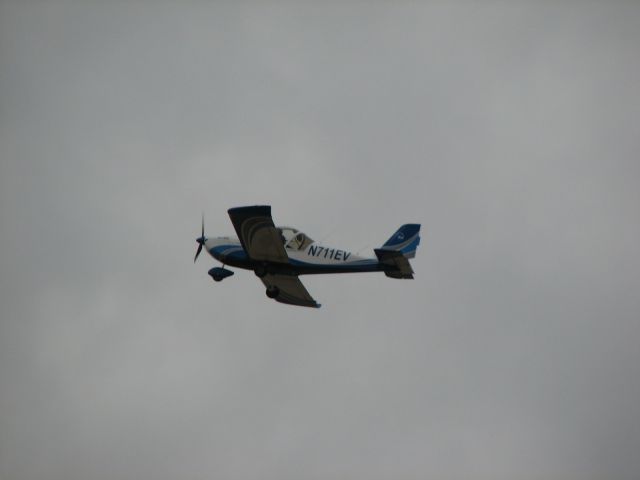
194, 205, 421, 308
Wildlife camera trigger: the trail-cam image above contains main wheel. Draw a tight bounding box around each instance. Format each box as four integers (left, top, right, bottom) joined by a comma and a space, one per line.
254, 265, 267, 278
266, 286, 280, 299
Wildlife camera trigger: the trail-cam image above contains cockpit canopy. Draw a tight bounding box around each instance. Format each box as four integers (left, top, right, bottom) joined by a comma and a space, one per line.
277, 227, 314, 251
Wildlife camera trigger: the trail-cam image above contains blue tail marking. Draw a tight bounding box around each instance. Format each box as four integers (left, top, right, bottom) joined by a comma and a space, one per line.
381, 224, 421, 259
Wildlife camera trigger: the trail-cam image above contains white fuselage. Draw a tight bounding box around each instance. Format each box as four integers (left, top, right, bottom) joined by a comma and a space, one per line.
205, 236, 381, 275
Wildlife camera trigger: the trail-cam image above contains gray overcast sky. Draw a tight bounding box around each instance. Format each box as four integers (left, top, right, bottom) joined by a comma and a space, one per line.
1, 2, 639, 479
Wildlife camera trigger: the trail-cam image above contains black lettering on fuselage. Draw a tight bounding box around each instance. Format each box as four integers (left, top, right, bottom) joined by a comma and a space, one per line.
307, 245, 353, 262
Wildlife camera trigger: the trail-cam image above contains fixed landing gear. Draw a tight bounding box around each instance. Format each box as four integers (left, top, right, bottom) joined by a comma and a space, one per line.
254, 265, 267, 278
266, 286, 280, 299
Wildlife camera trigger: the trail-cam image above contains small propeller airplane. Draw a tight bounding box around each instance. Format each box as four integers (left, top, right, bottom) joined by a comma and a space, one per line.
194, 205, 421, 308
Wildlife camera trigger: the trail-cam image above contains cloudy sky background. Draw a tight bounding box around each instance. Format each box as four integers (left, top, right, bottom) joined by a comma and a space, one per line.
1, 2, 639, 479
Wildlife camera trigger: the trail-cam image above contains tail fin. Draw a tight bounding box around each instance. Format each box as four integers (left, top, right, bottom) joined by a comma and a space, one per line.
376, 224, 421, 279
381, 224, 421, 259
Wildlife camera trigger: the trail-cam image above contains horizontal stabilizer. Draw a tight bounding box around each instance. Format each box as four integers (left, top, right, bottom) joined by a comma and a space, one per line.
374, 248, 414, 279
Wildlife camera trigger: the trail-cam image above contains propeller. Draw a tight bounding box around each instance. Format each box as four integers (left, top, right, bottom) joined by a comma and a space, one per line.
194, 214, 206, 262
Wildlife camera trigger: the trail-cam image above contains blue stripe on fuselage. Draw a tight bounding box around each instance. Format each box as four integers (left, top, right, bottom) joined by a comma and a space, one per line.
287, 257, 382, 273
210, 245, 247, 261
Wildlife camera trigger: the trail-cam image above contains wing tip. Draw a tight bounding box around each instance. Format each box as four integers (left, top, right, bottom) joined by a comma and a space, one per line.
228, 205, 271, 216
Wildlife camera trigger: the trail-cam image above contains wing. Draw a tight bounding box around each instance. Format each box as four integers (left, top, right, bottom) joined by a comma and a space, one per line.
227, 205, 289, 263
261, 274, 321, 308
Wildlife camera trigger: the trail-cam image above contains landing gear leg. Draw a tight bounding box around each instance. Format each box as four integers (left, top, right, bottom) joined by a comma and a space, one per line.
254, 263, 270, 278
255, 265, 265, 278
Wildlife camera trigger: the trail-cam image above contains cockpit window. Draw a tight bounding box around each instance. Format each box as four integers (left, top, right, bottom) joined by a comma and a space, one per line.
286, 232, 314, 251
276, 227, 314, 250
277, 227, 297, 245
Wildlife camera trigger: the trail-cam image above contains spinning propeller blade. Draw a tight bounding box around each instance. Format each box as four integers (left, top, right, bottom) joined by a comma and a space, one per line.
194, 214, 206, 263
